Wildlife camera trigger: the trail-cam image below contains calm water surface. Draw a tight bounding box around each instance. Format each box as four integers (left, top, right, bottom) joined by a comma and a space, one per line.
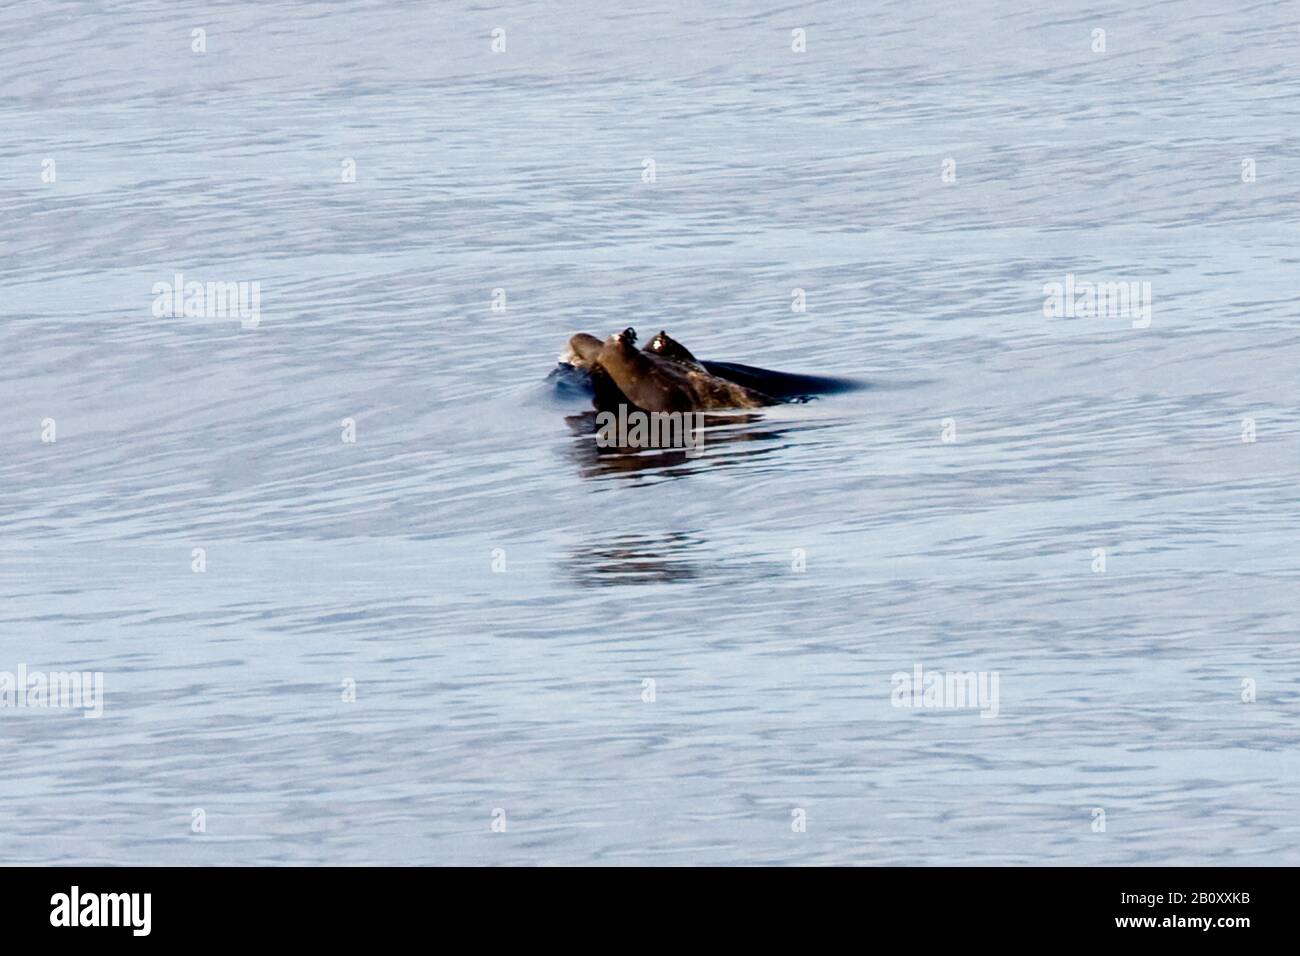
2, 0, 1299, 864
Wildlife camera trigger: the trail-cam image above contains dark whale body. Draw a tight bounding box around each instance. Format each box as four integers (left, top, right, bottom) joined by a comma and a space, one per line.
552, 328, 858, 410
697, 361, 853, 401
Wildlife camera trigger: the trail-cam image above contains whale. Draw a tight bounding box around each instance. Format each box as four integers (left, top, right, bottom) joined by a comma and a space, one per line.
553, 327, 857, 411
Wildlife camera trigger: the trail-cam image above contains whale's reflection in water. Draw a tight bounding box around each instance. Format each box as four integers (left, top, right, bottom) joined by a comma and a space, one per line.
564, 410, 794, 480
562, 530, 707, 587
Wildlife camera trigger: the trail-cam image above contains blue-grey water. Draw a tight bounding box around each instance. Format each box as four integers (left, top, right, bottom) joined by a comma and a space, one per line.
2, 0, 1299, 865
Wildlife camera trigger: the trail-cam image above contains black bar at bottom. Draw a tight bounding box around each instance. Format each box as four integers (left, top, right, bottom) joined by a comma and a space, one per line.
0, 866, 1282, 942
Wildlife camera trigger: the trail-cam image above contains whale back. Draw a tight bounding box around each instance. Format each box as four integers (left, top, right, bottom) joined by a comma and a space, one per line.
701, 361, 858, 400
